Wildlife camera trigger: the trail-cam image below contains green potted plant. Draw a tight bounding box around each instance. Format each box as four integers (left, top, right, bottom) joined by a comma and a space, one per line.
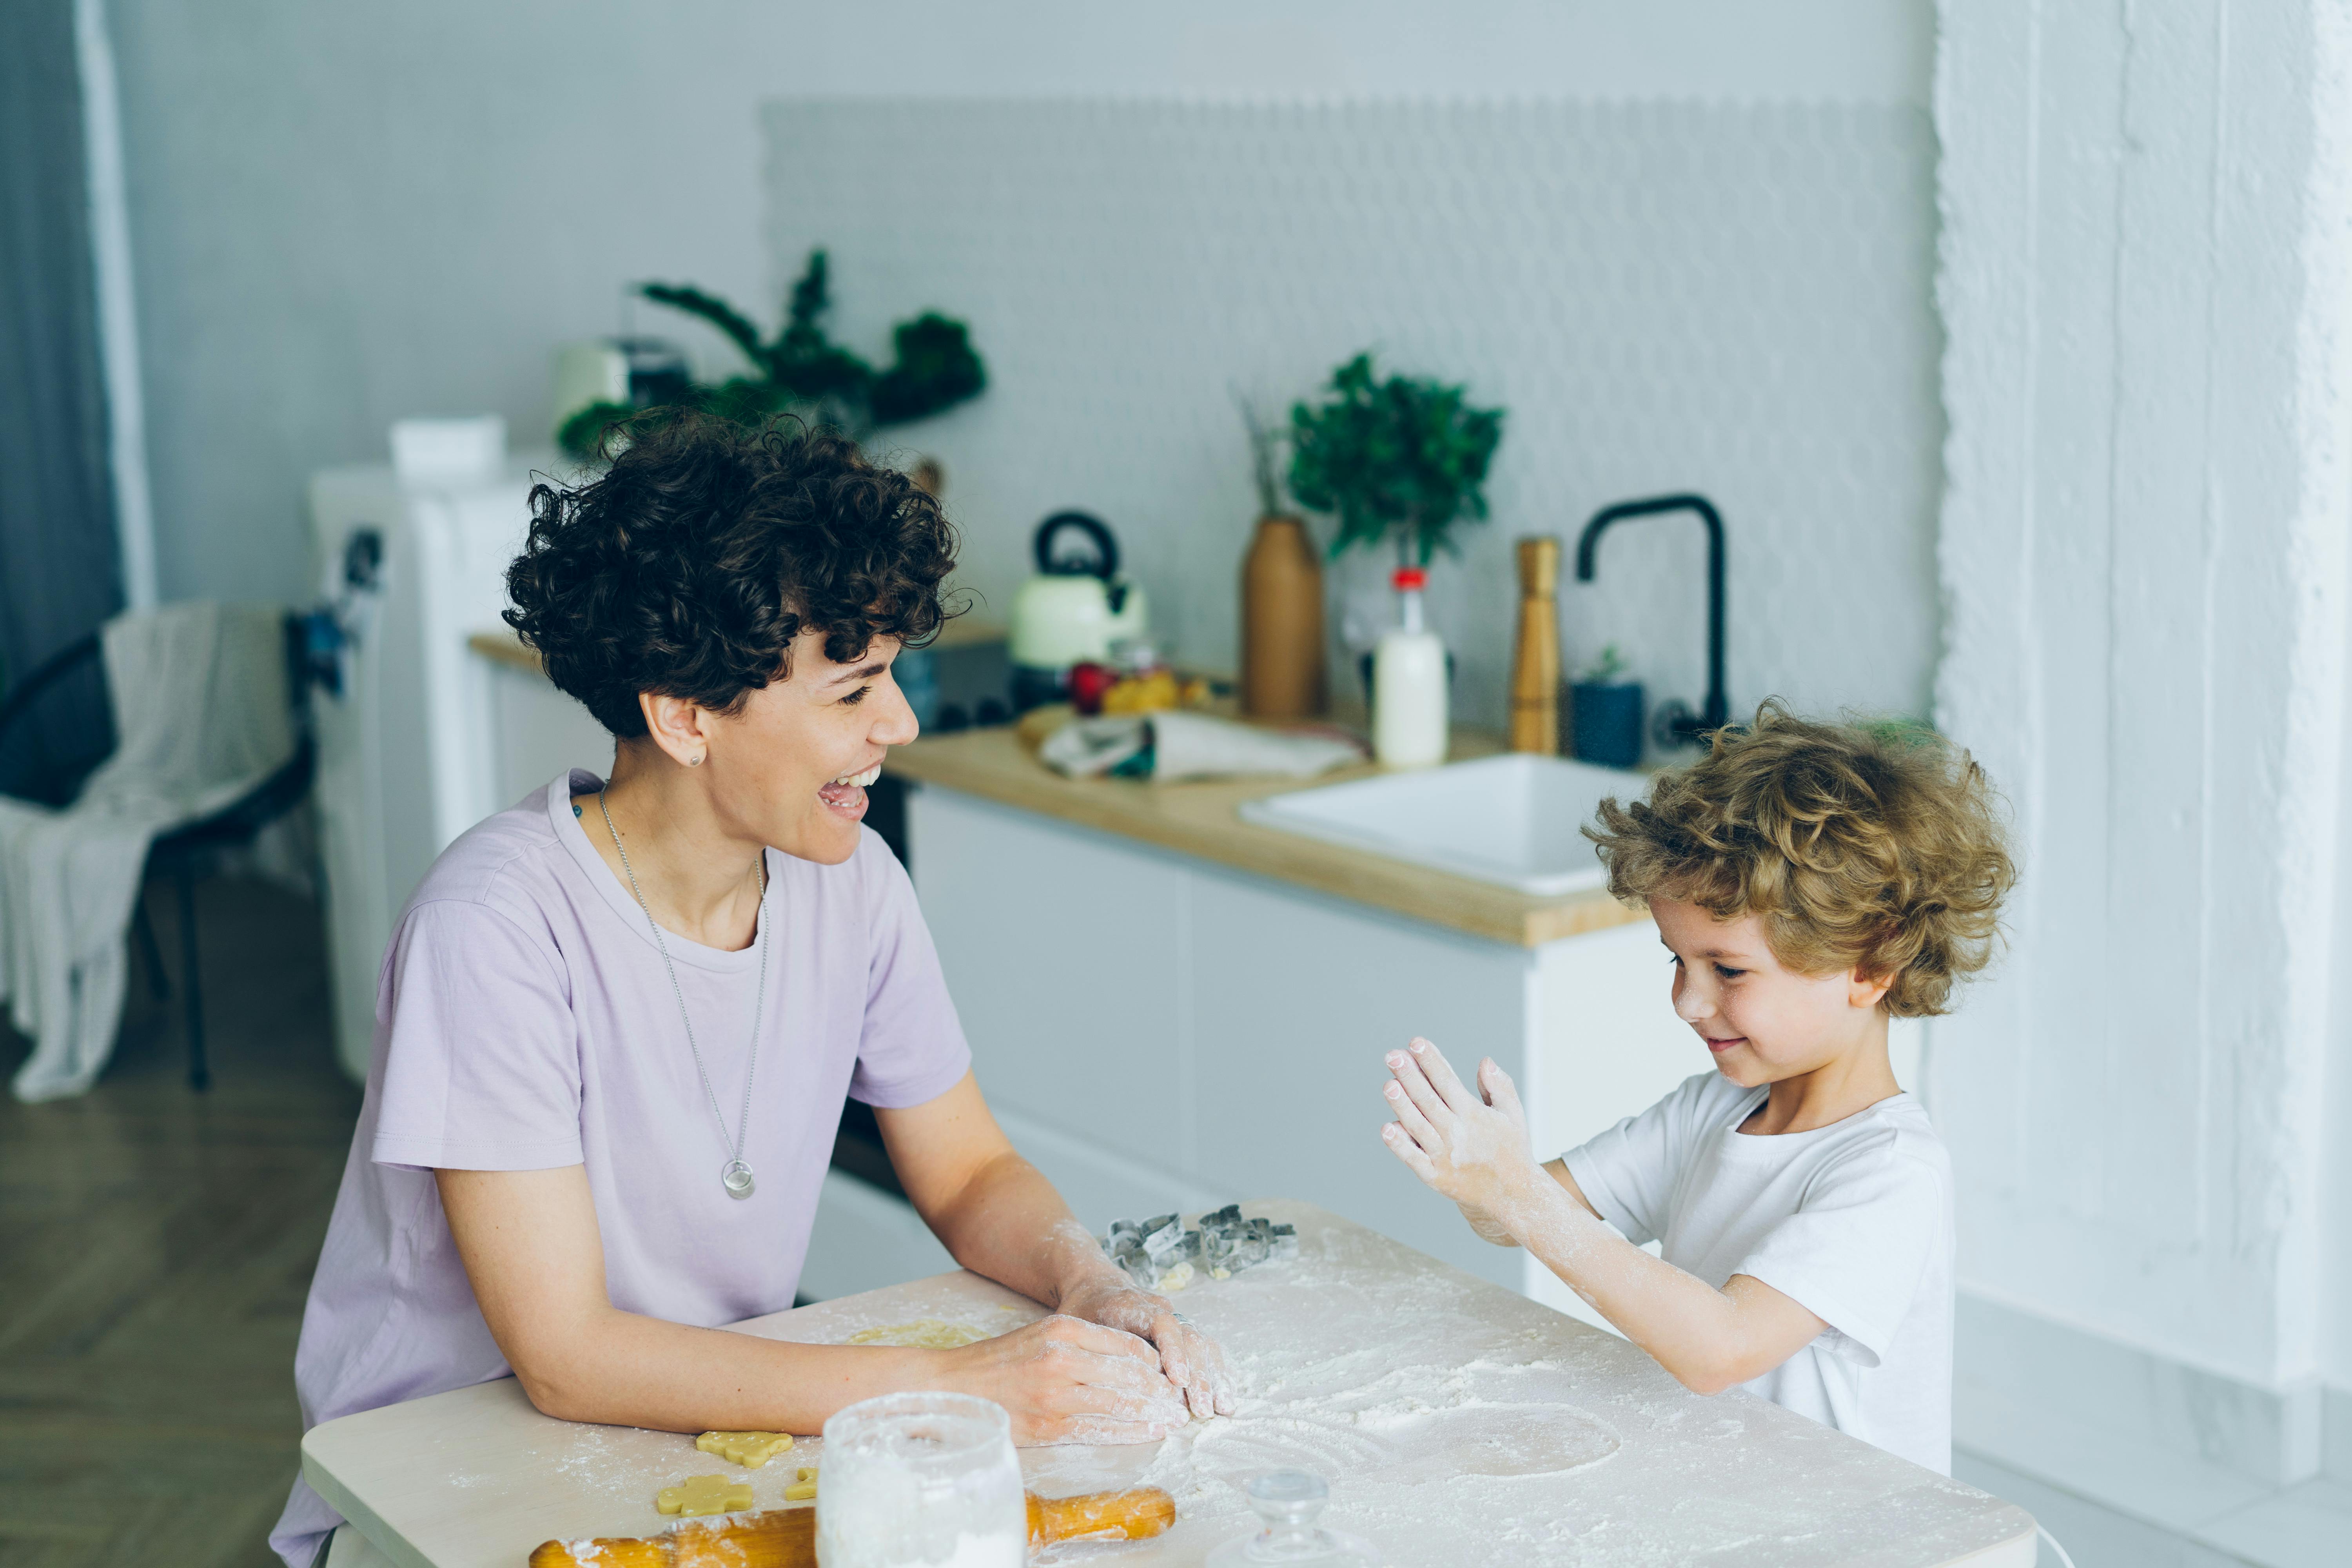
1285, 352, 1504, 569
1285, 354, 1504, 748
559, 249, 986, 457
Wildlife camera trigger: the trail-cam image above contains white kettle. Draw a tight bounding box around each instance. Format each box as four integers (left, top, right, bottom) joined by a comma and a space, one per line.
1009, 512, 1148, 710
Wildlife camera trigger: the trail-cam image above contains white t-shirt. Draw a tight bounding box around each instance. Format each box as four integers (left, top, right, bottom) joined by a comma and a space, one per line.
1561, 1071, 1955, 1473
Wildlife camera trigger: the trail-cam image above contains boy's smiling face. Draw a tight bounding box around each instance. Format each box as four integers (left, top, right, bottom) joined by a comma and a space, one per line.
1649, 897, 1893, 1089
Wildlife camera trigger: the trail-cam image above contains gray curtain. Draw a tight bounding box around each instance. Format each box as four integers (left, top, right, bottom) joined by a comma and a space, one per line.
0, 0, 125, 802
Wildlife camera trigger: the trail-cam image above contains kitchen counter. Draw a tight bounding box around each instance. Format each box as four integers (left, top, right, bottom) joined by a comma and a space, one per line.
463, 628, 1637, 948
303, 1201, 2034, 1568
884, 723, 1642, 948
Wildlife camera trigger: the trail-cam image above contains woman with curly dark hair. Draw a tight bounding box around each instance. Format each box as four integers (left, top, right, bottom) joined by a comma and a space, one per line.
271, 414, 1228, 1568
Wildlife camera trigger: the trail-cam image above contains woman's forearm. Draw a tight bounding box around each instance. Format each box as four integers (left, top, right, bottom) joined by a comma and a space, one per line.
877, 1075, 1130, 1312
438, 1160, 1198, 1445
884, 1085, 1234, 1419
516, 1310, 940, 1432
916, 1148, 1119, 1307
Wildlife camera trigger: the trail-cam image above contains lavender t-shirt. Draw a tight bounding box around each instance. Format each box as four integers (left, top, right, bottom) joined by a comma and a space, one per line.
270, 770, 971, 1566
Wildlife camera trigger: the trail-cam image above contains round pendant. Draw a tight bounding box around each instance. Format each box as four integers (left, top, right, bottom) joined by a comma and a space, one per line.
721, 1160, 757, 1199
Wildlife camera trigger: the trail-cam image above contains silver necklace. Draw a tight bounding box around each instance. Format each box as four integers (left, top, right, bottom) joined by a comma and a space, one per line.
600, 791, 767, 1200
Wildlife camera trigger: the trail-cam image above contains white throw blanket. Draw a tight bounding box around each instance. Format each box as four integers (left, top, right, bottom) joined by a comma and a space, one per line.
2, 603, 294, 1101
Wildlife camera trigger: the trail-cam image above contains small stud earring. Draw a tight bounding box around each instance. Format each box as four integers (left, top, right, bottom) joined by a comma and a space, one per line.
690, 754, 705, 767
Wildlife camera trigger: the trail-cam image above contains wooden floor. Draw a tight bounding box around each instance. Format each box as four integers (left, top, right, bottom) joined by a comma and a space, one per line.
0, 875, 358, 1568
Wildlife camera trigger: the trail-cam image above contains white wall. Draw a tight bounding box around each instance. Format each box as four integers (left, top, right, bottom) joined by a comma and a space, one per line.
109, 0, 1929, 621
1932, 0, 2352, 1474
767, 96, 1942, 733
2333, 496, 2352, 1394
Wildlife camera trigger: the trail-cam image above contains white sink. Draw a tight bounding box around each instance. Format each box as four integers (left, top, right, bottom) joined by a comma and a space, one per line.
1240, 752, 1650, 897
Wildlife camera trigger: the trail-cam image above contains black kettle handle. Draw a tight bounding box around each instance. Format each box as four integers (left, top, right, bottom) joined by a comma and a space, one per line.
1034, 511, 1119, 579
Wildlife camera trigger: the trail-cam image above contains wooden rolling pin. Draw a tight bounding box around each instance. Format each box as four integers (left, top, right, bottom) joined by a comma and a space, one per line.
527, 1486, 1176, 1568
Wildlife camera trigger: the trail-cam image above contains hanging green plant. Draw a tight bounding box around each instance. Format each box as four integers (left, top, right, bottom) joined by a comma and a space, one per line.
1286, 352, 1504, 566
559, 249, 986, 458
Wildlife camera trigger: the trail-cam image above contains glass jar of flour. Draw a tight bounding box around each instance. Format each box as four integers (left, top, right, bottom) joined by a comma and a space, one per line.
815, 1392, 1025, 1568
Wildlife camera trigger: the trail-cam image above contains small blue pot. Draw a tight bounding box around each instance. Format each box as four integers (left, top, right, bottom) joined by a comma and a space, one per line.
1570, 681, 1644, 769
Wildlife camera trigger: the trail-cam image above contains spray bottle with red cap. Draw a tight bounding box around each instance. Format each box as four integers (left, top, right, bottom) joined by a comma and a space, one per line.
1372, 565, 1447, 766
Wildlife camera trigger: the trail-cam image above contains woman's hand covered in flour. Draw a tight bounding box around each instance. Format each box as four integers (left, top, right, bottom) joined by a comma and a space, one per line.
942, 1312, 1192, 1445
1056, 1274, 1237, 1420
1381, 1038, 1542, 1241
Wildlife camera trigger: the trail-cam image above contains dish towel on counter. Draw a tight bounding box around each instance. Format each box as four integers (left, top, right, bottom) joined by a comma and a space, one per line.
2, 603, 294, 1102
1039, 708, 1364, 782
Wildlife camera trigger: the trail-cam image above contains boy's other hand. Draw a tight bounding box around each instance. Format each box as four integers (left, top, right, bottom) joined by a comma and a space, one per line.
1380, 1038, 1544, 1237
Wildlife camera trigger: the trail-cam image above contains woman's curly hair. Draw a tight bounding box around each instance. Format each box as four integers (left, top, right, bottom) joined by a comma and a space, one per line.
1584, 701, 2016, 1016
504, 410, 959, 738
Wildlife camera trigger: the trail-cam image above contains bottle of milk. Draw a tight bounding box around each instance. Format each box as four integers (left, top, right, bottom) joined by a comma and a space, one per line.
1372, 566, 1447, 768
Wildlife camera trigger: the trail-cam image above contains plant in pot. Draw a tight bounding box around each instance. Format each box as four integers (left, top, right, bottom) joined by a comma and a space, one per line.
1569, 644, 1644, 769
1287, 352, 1504, 765
559, 248, 986, 459
1236, 395, 1325, 720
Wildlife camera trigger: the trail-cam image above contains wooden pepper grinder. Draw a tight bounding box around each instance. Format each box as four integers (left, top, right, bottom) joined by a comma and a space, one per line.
1509, 535, 1562, 753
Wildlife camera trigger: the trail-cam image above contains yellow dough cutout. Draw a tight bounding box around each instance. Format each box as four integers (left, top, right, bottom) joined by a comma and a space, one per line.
694, 1430, 795, 1468
784, 1465, 819, 1502
842, 1319, 992, 1349
655, 1474, 754, 1516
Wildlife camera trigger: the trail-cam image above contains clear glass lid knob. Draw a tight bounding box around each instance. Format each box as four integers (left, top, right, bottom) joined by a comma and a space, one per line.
1205, 1469, 1380, 1566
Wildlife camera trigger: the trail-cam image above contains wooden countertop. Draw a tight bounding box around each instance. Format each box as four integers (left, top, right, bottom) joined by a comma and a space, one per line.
886, 722, 1642, 948
303, 1201, 2034, 1568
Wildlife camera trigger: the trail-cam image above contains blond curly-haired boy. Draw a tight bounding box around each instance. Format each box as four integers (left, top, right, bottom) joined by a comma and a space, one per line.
1381, 702, 2014, 1474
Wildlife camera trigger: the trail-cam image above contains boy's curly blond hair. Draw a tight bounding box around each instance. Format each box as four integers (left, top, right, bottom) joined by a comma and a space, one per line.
1584, 701, 2015, 1017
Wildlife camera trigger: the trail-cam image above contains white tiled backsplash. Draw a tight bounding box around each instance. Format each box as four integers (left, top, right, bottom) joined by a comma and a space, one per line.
764, 97, 1940, 748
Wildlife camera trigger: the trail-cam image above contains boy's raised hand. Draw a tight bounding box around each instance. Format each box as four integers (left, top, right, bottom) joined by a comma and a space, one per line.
1380, 1038, 1542, 1242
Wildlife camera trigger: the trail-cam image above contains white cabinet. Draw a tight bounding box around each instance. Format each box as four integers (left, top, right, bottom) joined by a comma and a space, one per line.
797, 1171, 956, 1304
905, 784, 1705, 1322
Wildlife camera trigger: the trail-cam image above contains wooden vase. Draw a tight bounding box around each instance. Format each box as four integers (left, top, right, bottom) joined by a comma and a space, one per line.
1240, 514, 1326, 719
1509, 535, 1562, 754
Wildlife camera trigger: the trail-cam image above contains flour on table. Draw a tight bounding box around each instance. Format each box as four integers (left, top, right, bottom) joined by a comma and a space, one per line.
1029, 1372, 1621, 1564
1025, 1221, 1632, 1566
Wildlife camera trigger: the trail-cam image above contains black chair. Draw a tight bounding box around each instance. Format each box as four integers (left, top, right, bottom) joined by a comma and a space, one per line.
0, 614, 316, 1091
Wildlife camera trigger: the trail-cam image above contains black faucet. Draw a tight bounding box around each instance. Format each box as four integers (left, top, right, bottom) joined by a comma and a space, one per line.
1574, 493, 1728, 747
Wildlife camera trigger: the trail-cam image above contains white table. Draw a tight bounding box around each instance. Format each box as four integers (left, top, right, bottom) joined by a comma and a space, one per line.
304, 1201, 2035, 1567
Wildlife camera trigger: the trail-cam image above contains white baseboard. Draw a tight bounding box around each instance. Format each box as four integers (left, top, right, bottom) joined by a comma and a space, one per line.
1956, 1292, 2323, 1505
1951, 1448, 2254, 1568
2328, 1385, 2352, 1486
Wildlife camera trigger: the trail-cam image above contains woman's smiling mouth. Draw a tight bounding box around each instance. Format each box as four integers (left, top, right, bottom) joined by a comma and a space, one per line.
818, 763, 881, 818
